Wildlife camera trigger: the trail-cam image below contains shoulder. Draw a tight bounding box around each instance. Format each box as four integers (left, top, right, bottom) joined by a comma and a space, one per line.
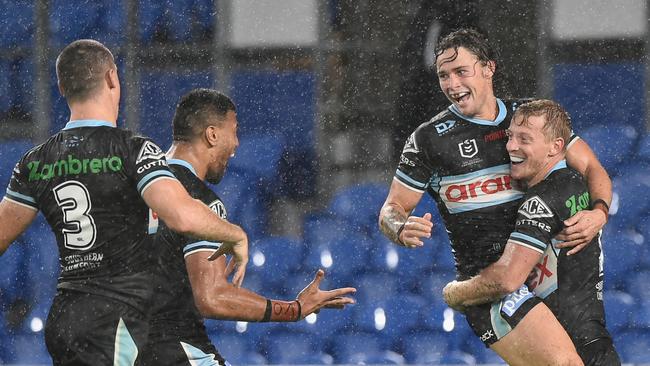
412, 108, 459, 138
502, 98, 535, 112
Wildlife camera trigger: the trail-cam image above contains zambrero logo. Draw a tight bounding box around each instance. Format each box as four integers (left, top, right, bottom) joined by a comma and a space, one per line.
28, 155, 123, 181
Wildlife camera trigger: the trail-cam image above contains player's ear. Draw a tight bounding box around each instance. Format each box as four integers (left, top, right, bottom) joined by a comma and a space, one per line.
205, 125, 219, 147
549, 137, 564, 156
105, 67, 118, 90
483, 60, 496, 78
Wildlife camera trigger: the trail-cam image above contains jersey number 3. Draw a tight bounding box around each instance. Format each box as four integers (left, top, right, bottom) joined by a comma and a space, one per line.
53, 181, 97, 250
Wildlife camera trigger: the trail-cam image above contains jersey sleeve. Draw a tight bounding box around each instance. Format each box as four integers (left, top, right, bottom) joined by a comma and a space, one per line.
508, 194, 561, 254
127, 137, 176, 196
183, 198, 227, 257
394, 128, 435, 193
5, 156, 39, 211
566, 132, 580, 150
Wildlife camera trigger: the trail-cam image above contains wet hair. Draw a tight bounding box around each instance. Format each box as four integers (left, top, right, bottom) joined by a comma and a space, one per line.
56, 39, 116, 103
434, 28, 498, 72
512, 99, 572, 149
172, 88, 237, 142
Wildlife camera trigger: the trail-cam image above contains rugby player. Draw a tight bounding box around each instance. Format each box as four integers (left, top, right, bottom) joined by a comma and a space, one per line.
443, 100, 620, 365
139, 89, 356, 365
0, 40, 248, 365
379, 28, 611, 364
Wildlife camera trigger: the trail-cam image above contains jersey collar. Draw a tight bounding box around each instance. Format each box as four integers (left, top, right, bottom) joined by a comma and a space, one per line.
545, 159, 567, 179
448, 98, 507, 126
167, 158, 198, 177
63, 119, 114, 130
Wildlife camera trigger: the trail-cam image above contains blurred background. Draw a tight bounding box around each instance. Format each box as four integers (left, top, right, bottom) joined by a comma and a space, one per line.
1, 0, 649, 364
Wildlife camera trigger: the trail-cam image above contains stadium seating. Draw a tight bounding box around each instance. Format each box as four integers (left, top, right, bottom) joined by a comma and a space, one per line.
263, 331, 333, 364
329, 332, 392, 364
578, 123, 639, 176
326, 182, 388, 233
0, 0, 34, 48
210, 332, 267, 365
49, 0, 102, 46
616, 328, 650, 363
603, 290, 635, 334
214, 168, 268, 238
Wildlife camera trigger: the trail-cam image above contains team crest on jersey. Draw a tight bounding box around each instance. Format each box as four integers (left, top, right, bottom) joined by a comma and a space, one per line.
518, 196, 553, 219
209, 199, 227, 219
402, 133, 419, 154
136, 141, 164, 164
435, 120, 456, 135
458, 139, 478, 158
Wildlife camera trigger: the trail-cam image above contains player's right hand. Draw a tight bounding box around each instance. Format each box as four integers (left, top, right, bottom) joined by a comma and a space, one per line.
296, 269, 356, 319
207, 237, 248, 287
398, 212, 433, 248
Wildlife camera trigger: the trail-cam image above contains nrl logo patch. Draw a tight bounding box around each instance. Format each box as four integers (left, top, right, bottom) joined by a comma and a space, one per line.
136, 141, 164, 164
518, 196, 553, 219
402, 133, 419, 154
458, 138, 478, 158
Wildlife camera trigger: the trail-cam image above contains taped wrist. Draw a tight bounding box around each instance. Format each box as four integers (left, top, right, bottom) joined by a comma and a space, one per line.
262, 299, 301, 322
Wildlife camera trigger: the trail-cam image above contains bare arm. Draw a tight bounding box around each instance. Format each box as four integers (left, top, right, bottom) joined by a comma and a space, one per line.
560, 139, 612, 253
443, 241, 542, 310
186, 252, 355, 321
379, 179, 432, 248
143, 178, 248, 285
0, 199, 38, 255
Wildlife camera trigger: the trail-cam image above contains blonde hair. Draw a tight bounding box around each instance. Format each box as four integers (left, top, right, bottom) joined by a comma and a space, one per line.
512, 99, 572, 149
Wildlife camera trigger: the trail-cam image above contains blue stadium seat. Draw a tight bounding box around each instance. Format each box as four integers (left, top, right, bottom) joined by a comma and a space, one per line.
0, 59, 11, 114
0, 1, 34, 48
3, 332, 51, 365
138, 1, 165, 43
0, 241, 29, 305
263, 332, 332, 364
601, 229, 643, 290
0, 140, 33, 188
248, 238, 305, 293
382, 294, 427, 339
139, 70, 214, 149
355, 272, 400, 304
401, 330, 450, 364
97, 0, 125, 46
608, 174, 650, 230
415, 270, 456, 299
616, 328, 650, 363
603, 290, 635, 333
329, 332, 389, 364
229, 134, 286, 182
554, 63, 645, 133
49, 0, 102, 46
210, 333, 266, 365
440, 350, 477, 365
347, 350, 405, 365
578, 124, 639, 176
302, 213, 355, 249
216, 168, 267, 237
327, 182, 388, 233
303, 231, 372, 284
635, 132, 650, 161
11, 57, 34, 114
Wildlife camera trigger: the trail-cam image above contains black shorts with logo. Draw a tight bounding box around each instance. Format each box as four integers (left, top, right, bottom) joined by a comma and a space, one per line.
139, 336, 227, 366
44, 290, 149, 366
463, 285, 542, 346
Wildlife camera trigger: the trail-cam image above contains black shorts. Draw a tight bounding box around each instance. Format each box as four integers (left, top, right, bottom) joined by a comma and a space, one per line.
138, 336, 227, 366
44, 290, 149, 366
463, 285, 542, 346
577, 337, 621, 366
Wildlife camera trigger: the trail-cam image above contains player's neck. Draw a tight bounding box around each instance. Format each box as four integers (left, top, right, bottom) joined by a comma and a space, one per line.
167, 143, 207, 181
527, 155, 565, 188
68, 100, 117, 126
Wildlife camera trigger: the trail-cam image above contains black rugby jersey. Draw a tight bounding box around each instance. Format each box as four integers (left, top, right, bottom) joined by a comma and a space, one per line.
397, 99, 531, 277
148, 159, 226, 346
5, 120, 175, 308
508, 161, 610, 348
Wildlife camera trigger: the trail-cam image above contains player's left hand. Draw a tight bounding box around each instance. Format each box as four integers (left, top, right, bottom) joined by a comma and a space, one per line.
296, 269, 356, 319
442, 281, 466, 312
555, 209, 607, 255
208, 237, 249, 287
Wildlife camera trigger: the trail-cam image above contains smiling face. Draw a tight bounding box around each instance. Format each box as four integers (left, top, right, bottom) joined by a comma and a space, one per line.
436, 47, 497, 120
506, 114, 564, 187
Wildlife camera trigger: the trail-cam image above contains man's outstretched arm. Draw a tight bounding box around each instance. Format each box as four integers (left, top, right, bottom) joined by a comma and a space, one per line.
443, 241, 542, 310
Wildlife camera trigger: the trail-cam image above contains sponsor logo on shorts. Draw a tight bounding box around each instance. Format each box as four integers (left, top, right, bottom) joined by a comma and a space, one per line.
501, 285, 534, 317
480, 329, 494, 342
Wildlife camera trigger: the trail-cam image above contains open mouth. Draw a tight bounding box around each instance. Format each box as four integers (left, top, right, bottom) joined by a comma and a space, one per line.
510, 155, 525, 165
450, 92, 470, 104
